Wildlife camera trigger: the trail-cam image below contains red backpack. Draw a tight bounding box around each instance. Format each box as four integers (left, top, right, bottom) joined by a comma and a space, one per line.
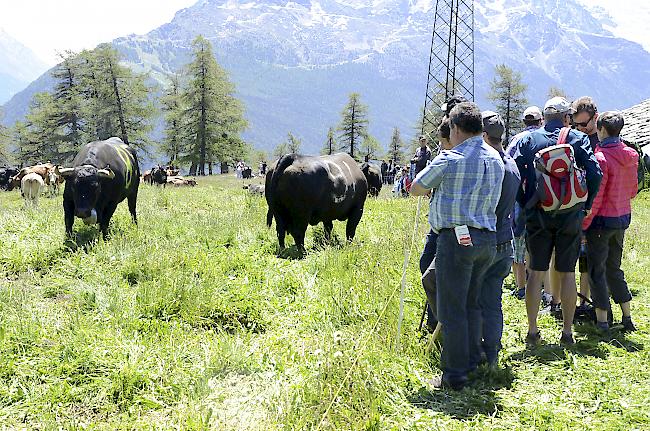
533, 128, 588, 213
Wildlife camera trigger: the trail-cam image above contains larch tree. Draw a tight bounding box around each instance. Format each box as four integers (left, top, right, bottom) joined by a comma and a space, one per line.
51, 50, 85, 161
387, 127, 405, 164
337, 92, 369, 160
20, 92, 60, 164
321, 127, 336, 155
488, 64, 528, 143
180, 35, 247, 175
80, 45, 155, 150
161, 73, 185, 164
273, 142, 289, 158
547, 86, 569, 100
286, 132, 302, 154
360, 135, 381, 162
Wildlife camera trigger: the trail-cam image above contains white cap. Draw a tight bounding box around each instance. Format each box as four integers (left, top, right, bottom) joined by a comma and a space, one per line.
522, 106, 543, 120
543, 97, 571, 114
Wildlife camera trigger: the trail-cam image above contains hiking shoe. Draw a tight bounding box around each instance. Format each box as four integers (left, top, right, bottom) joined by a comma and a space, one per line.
596, 321, 611, 340
525, 331, 541, 347
512, 287, 526, 300
541, 291, 553, 308
550, 303, 563, 321
621, 316, 637, 332
560, 332, 575, 346
429, 375, 467, 391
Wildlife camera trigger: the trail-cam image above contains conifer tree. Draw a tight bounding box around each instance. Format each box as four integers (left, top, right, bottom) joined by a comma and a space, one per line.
360, 135, 381, 161
286, 132, 302, 154
387, 127, 405, 164
51, 50, 85, 161
180, 35, 247, 175
547, 86, 569, 100
0, 121, 11, 164
80, 45, 155, 149
20, 92, 60, 163
337, 93, 369, 160
321, 127, 336, 155
488, 64, 528, 143
273, 142, 289, 158
161, 73, 185, 164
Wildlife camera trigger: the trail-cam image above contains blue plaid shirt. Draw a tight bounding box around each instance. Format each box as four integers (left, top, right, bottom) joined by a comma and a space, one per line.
414, 136, 505, 232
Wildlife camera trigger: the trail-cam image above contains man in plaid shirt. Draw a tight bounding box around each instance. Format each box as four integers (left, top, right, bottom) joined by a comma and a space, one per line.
411, 102, 504, 390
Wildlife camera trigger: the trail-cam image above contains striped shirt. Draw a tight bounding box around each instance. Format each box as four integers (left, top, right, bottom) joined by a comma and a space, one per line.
414, 135, 505, 232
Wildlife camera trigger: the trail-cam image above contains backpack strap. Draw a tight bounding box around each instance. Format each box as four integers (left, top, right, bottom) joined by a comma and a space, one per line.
557, 127, 570, 146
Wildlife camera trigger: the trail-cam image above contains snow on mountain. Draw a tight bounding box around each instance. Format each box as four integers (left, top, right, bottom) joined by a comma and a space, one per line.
3, 0, 650, 154
0, 29, 49, 105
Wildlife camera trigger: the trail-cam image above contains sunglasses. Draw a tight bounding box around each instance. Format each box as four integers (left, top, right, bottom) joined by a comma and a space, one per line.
572, 114, 595, 128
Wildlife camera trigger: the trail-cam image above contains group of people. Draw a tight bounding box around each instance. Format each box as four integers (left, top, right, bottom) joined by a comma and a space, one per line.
410, 94, 639, 390
382, 136, 434, 197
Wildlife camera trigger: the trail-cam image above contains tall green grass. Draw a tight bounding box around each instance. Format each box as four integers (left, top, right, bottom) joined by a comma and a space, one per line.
0, 176, 648, 429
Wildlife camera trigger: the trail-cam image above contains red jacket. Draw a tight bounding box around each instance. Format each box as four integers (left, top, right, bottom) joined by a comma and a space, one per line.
582, 138, 638, 231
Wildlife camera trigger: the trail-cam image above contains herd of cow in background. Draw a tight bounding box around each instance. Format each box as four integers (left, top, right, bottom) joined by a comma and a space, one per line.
0, 136, 384, 250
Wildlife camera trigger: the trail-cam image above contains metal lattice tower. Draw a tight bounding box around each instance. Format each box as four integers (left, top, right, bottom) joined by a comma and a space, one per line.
421, 0, 474, 139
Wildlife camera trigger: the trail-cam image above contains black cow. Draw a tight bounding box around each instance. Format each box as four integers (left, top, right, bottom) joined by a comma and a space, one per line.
0, 167, 19, 190
360, 162, 382, 197
242, 167, 252, 179
151, 165, 167, 186
59, 137, 140, 239
265, 153, 368, 251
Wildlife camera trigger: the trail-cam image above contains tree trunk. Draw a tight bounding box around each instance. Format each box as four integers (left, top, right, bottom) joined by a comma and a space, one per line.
108, 58, 129, 145
208, 162, 213, 175
189, 162, 197, 176
198, 47, 207, 176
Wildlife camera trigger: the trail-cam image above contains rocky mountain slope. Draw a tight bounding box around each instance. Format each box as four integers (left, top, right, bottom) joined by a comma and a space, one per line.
3, 0, 650, 154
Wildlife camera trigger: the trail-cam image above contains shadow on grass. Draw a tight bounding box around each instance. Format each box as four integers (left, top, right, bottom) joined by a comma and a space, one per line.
574, 323, 645, 352
276, 245, 305, 260
407, 366, 514, 420
508, 337, 610, 364
64, 226, 102, 252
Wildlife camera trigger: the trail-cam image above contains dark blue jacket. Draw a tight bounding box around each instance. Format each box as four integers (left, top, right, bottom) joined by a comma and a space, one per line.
495, 152, 521, 243
512, 120, 603, 210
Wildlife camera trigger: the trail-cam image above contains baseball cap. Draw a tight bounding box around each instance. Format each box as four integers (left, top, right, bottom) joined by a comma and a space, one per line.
543, 97, 571, 114
522, 106, 543, 120
440, 94, 468, 116
482, 111, 505, 139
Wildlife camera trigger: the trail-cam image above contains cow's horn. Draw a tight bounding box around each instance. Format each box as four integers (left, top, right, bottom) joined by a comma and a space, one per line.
58, 167, 75, 177
97, 168, 115, 179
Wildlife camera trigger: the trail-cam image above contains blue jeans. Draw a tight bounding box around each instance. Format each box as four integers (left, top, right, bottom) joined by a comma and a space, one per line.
420, 230, 438, 328
436, 229, 496, 384
479, 241, 514, 365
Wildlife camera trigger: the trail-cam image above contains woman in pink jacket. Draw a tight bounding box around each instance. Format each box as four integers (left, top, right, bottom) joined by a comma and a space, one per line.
582, 111, 639, 333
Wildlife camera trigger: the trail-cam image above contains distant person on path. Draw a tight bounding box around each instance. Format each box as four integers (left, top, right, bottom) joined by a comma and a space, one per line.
411, 135, 432, 176
513, 96, 602, 346
478, 111, 521, 367
572, 96, 600, 315
381, 160, 389, 184
411, 102, 504, 390
582, 111, 639, 333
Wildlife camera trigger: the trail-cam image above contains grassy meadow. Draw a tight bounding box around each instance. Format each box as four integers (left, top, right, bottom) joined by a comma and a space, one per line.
0, 175, 649, 430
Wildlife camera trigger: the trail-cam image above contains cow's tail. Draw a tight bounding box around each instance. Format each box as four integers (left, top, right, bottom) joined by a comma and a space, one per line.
270, 154, 295, 193
266, 208, 273, 227
266, 154, 295, 227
